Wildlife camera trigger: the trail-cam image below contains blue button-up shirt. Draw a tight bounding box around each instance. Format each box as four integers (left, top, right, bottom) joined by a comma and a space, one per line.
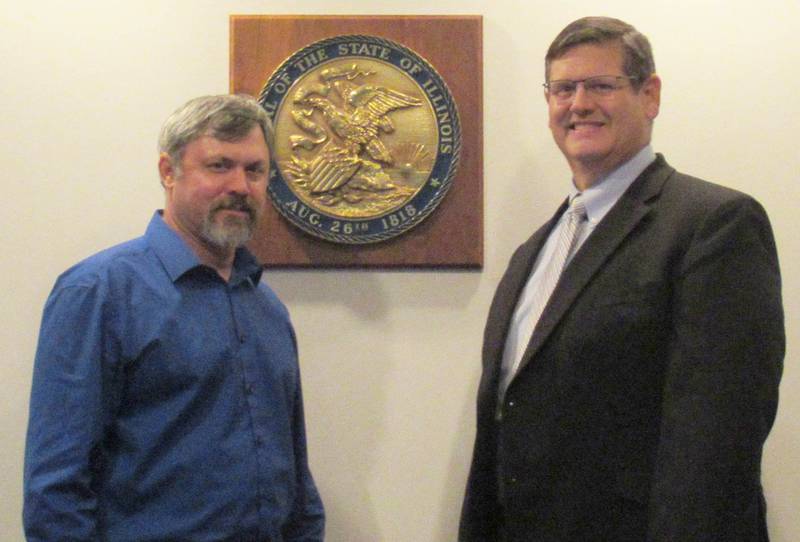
24, 212, 324, 541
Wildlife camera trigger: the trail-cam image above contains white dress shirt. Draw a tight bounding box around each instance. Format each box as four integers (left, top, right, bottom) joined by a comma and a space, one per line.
497, 146, 657, 399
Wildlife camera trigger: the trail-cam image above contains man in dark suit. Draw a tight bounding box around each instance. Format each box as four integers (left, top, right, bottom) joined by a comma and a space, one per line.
460, 16, 784, 542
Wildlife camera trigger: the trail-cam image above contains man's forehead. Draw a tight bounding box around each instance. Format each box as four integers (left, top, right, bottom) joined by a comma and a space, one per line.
185, 131, 269, 160
201, 124, 265, 142
196, 128, 266, 147
548, 42, 625, 76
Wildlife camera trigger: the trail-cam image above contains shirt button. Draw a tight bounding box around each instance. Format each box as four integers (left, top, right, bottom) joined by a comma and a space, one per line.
239, 333, 247, 343
508, 401, 515, 408
244, 383, 253, 395
254, 436, 263, 446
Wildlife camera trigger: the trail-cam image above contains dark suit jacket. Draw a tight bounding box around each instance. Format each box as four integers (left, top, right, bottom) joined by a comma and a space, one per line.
460, 155, 784, 542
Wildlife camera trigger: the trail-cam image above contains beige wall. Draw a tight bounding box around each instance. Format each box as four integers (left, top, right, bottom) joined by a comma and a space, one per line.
2, 1, 798, 540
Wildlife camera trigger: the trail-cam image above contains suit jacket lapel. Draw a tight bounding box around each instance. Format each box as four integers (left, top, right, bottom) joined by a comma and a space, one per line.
482, 202, 567, 392
512, 156, 674, 379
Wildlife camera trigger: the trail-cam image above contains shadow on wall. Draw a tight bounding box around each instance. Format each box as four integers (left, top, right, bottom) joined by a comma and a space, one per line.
265, 268, 482, 314
436, 371, 481, 541
263, 269, 482, 541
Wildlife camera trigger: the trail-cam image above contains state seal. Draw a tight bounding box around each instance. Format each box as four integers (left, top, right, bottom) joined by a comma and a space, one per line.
258, 35, 461, 244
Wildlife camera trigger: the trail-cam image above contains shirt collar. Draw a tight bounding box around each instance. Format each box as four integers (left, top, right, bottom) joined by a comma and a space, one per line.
230, 246, 264, 286
145, 211, 263, 285
570, 145, 657, 225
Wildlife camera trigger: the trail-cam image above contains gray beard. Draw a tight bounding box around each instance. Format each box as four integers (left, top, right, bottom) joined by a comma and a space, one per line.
201, 212, 254, 251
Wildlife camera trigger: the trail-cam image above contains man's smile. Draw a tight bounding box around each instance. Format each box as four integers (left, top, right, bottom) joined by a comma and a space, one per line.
568, 120, 605, 132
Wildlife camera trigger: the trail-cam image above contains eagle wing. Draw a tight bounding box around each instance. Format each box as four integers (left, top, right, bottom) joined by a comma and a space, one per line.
349, 86, 423, 118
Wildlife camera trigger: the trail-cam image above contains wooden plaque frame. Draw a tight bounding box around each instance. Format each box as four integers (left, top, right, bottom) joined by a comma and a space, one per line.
230, 15, 483, 268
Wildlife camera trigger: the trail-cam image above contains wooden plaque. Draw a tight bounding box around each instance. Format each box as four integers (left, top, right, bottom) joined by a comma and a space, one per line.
230, 15, 483, 268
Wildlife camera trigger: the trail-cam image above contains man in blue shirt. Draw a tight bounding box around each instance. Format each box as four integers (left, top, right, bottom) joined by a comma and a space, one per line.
24, 94, 325, 541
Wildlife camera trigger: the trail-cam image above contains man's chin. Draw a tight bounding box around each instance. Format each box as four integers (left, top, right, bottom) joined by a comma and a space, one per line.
203, 222, 254, 250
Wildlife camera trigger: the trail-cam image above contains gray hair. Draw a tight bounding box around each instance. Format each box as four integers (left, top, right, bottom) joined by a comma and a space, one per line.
158, 94, 274, 169
545, 17, 656, 89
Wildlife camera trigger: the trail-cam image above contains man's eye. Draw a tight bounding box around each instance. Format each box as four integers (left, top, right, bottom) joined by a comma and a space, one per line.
587, 82, 615, 93
554, 84, 576, 96
208, 161, 229, 171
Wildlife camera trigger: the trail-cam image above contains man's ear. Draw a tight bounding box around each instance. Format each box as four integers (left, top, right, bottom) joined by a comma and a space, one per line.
641, 74, 661, 120
158, 153, 177, 189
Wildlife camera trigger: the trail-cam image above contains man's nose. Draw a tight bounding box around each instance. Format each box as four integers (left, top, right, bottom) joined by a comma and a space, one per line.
569, 83, 594, 112
226, 166, 249, 194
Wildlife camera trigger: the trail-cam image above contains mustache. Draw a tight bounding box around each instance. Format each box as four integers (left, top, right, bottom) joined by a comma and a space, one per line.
210, 195, 257, 219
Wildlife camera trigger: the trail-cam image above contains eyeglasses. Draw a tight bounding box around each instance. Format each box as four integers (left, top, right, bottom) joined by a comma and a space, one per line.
543, 75, 639, 102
